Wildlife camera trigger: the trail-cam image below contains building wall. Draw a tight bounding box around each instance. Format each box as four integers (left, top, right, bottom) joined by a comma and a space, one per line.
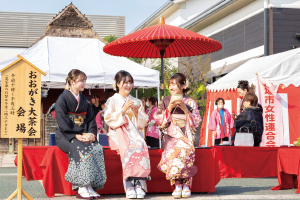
210, 12, 264, 62
166, 0, 222, 27
179, 11, 264, 74
272, 7, 300, 54
0, 11, 125, 48
0, 47, 27, 63
271, 0, 300, 8
44, 115, 57, 146
197, 0, 264, 37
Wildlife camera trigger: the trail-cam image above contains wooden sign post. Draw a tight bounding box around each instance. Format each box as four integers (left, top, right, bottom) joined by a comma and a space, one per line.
0, 55, 46, 200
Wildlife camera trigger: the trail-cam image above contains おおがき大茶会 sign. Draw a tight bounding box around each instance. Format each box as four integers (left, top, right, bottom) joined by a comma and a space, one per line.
0, 55, 46, 139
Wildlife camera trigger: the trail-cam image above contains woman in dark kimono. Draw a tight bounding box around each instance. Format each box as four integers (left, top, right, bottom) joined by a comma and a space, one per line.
55, 69, 106, 199
234, 93, 264, 146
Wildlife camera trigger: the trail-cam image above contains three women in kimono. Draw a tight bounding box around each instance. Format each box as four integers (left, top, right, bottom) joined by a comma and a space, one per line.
55, 69, 106, 199
208, 98, 233, 145
154, 73, 202, 198
104, 70, 150, 199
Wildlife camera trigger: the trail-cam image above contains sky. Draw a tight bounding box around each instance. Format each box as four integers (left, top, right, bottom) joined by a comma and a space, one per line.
0, 0, 167, 34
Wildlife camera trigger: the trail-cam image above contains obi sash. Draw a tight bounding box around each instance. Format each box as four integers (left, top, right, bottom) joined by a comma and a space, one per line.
67, 112, 87, 127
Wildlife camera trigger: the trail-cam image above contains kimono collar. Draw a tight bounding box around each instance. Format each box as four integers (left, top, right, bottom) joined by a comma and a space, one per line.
147, 105, 156, 115
115, 93, 128, 100
69, 89, 80, 102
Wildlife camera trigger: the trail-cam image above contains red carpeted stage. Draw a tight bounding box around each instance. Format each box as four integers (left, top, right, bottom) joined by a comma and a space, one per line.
16, 146, 220, 197
16, 146, 298, 197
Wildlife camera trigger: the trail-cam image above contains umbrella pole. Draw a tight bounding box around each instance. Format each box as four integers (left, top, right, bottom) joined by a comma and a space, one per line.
160, 50, 165, 98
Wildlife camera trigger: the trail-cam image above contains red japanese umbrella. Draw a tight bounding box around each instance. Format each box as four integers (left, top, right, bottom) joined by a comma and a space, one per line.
103, 17, 222, 96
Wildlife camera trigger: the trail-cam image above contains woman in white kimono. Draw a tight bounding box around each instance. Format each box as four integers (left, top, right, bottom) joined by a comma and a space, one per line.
104, 70, 150, 199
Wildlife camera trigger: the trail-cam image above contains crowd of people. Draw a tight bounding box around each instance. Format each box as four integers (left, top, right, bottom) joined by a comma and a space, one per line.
208, 80, 264, 147
54, 68, 263, 199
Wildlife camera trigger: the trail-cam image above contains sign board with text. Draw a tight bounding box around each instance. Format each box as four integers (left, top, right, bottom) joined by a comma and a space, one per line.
0, 55, 46, 138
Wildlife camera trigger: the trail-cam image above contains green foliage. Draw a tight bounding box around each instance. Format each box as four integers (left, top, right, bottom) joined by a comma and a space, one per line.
182, 55, 212, 117
151, 58, 177, 97
103, 35, 118, 43
129, 57, 177, 100
128, 58, 147, 65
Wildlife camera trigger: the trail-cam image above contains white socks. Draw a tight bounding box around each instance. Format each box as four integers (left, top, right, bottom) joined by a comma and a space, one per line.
183, 184, 190, 191
78, 187, 89, 197
78, 186, 88, 194
86, 184, 95, 193
135, 187, 145, 194
175, 185, 182, 191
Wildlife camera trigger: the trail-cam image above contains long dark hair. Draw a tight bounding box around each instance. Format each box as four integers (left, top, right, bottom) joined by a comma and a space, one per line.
114, 70, 134, 93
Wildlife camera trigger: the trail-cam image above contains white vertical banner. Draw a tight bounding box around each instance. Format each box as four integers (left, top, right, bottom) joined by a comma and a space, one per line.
277, 93, 290, 145
257, 75, 283, 147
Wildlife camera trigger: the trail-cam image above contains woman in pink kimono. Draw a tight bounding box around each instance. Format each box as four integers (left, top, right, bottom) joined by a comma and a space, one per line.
104, 70, 150, 199
208, 98, 233, 145
154, 73, 202, 198
96, 102, 107, 134
145, 96, 159, 148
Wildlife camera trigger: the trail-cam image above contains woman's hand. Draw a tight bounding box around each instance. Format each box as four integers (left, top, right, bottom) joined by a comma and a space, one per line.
168, 99, 179, 112
132, 105, 140, 117
122, 100, 133, 115
89, 134, 96, 143
75, 134, 90, 143
178, 102, 189, 115
213, 131, 217, 137
102, 128, 108, 134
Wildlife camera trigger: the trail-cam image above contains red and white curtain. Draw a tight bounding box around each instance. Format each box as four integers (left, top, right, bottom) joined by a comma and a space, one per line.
200, 85, 300, 147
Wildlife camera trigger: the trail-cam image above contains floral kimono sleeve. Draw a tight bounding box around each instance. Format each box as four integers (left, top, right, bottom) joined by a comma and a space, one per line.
186, 98, 202, 129
154, 99, 172, 129
104, 98, 126, 129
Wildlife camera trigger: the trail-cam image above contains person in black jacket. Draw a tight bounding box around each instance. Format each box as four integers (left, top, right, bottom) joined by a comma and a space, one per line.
55, 69, 106, 199
232, 93, 263, 146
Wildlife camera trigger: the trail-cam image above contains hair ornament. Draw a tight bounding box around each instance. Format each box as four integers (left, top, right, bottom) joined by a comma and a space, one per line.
184, 79, 190, 89
112, 79, 117, 91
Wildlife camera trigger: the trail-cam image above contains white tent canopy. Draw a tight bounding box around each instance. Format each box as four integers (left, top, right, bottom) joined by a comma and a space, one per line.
0, 36, 160, 89
207, 47, 300, 91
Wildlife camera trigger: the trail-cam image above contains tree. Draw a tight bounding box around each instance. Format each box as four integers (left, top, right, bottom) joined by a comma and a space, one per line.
129, 58, 178, 99
181, 55, 226, 117
128, 57, 147, 65
151, 58, 178, 97
103, 35, 118, 43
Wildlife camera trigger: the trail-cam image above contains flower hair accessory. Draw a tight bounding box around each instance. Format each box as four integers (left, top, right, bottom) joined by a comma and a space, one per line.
184, 79, 189, 89
112, 79, 117, 91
